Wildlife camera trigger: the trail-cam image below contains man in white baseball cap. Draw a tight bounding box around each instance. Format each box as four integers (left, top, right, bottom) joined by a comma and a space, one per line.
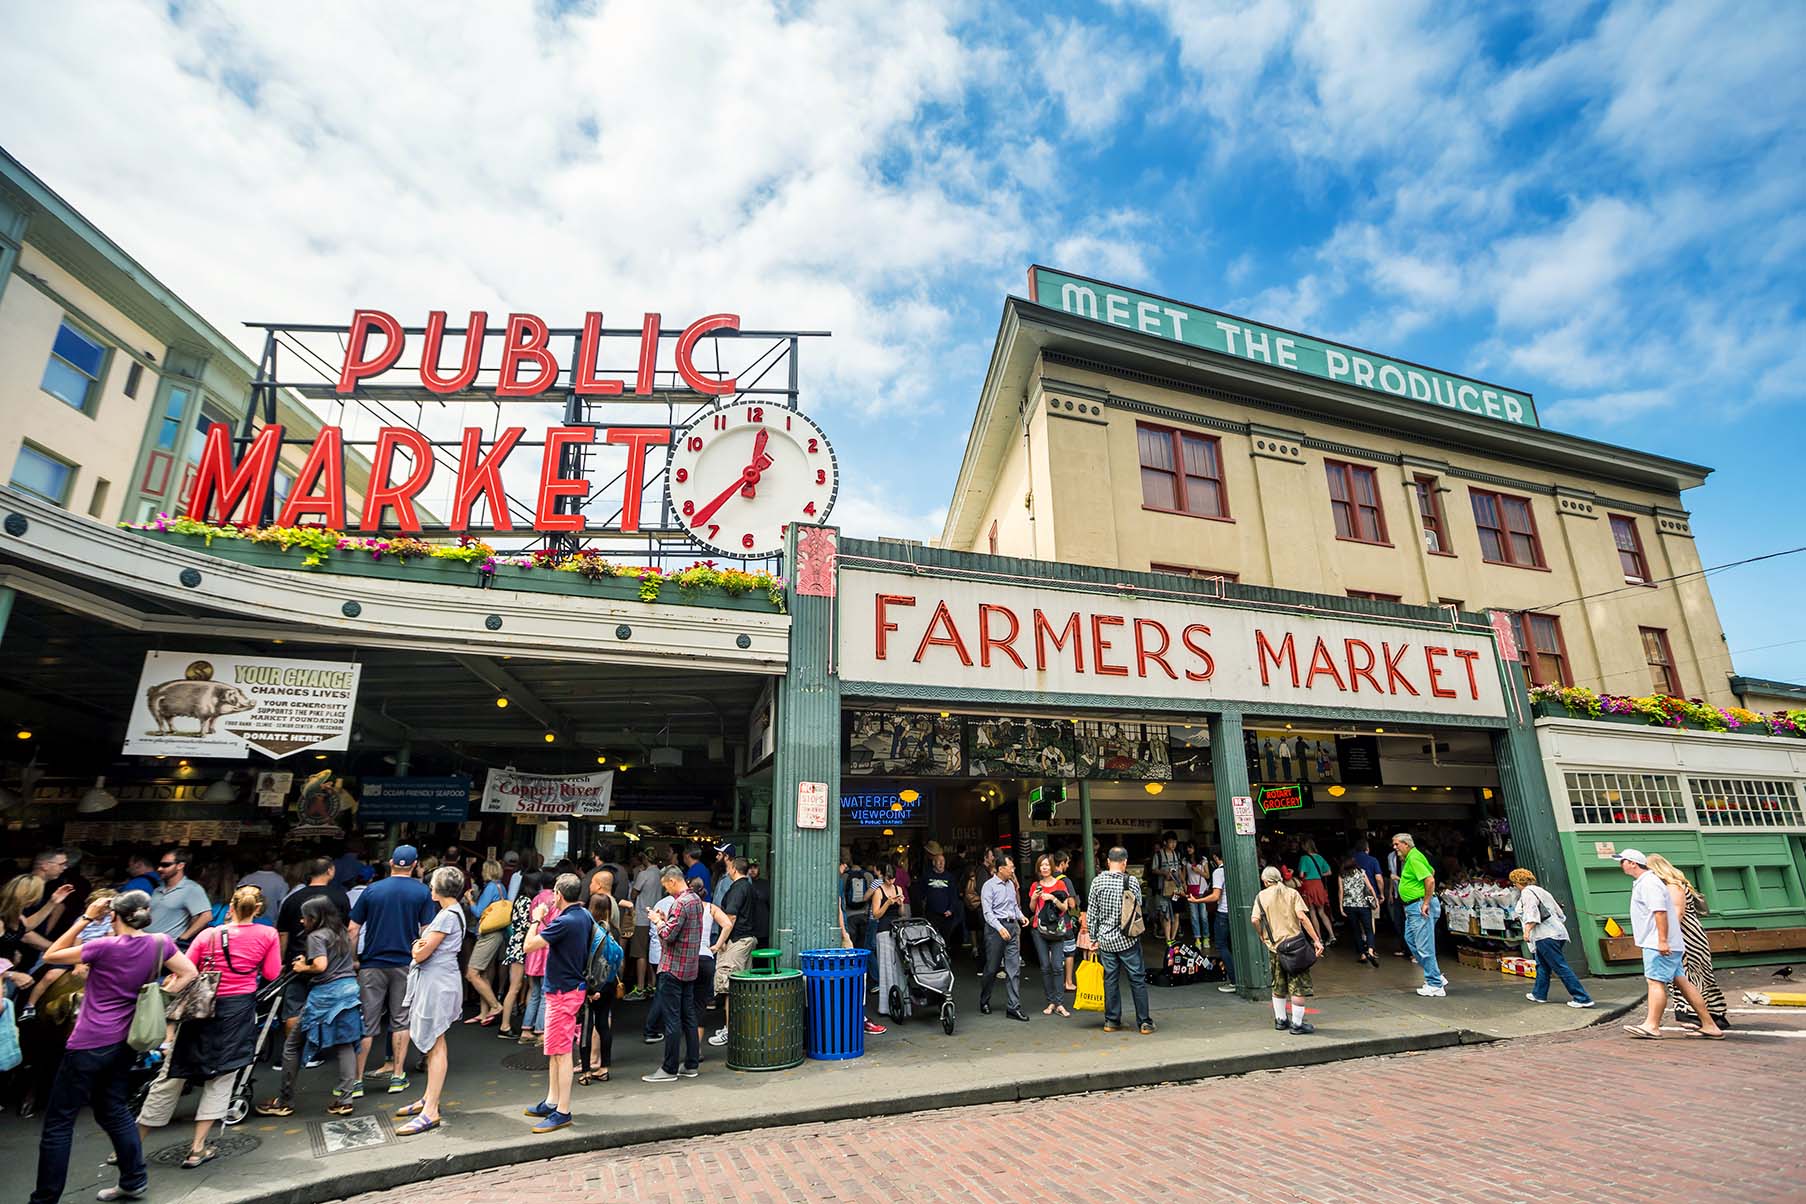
1616, 849, 1725, 1040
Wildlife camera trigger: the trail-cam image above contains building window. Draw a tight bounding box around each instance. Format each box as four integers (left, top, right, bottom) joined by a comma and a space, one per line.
1137, 423, 1229, 520
1413, 474, 1451, 554
155, 386, 192, 450
1470, 488, 1545, 568
123, 361, 145, 399
41, 321, 108, 413
1510, 610, 1571, 686
1640, 627, 1681, 696
1436, 597, 1465, 609
1689, 777, 1805, 829
1564, 771, 1687, 826
1611, 515, 1651, 583
9, 443, 76, 505
1347, 589, 1402, 602
1324, 460, 1388, 544
1151, 563, 1239, 584
987, 519, 998, 555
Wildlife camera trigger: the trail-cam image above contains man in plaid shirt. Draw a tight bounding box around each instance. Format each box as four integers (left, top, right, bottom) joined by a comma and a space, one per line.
643, 866, 702, 1082
1088, 847, 1154, 1034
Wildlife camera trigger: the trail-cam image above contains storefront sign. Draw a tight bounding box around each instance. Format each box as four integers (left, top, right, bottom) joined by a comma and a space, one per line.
1594, 841, 1617, 859
123, 651, 362, 760
1231, 795, 1256, 835
1256, 784, 1305, 813
254, 771, 293, 811
1336, 736, 1384, 785
841, 790, 927, 828
1487, 610, 1520, 662
480, 767, 614, 817
796, 781, 829, 829
1028, 266, 1537, 428
841, 571, 1508, 718
361, 775, 473, 823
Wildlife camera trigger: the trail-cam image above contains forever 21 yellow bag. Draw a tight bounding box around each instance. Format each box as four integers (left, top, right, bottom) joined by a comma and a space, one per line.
1073, 951, 1105, 1012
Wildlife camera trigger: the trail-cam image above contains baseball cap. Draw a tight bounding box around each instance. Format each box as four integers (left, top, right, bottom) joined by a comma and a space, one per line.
718, 842, 736, 860
391, 844, 419, 866
1611, 848, 1648, 866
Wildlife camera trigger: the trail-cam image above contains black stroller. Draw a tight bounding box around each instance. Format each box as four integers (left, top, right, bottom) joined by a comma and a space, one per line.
888, 917, 957, 1034
130, 970, 292, 1126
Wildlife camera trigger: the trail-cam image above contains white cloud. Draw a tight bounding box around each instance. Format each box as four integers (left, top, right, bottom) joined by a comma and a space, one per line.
1037, 19, 1153, 137
829, 482, 947, 544
1544, 388, 1675, 428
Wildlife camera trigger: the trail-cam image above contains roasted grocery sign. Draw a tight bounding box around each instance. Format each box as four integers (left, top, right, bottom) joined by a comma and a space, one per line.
123, 650, 361, 760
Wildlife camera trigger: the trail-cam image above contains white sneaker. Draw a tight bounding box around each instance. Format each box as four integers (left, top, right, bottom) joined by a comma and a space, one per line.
641, 1069, 679, 1083
1217, 985, 1238, 993
707, 1027, 728, 1047
1525, 993, 1547, 1003
1415, 985, 1447, 997
1567, 1000, 1596, 1009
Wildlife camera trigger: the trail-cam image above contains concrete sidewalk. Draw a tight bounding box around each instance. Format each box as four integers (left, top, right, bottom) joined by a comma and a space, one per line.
17, 959, 1643, 1204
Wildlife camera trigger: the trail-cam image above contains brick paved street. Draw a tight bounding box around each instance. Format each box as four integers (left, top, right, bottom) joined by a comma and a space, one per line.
335, 1004, 1806, 1204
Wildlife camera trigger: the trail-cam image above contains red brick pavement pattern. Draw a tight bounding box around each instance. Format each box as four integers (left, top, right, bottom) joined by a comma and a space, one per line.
339, 1023, 1805, 1204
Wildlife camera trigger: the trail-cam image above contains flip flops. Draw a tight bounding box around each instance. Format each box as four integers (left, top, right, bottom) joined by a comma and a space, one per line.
1624, 1023, 1662, 1039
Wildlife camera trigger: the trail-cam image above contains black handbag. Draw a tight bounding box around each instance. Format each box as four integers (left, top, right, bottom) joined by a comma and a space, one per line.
1256, 896, 1319, 975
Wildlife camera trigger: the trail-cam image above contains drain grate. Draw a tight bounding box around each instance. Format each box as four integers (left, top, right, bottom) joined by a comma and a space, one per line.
308, 1112, 396, 1156
147, 1132, 261, 1166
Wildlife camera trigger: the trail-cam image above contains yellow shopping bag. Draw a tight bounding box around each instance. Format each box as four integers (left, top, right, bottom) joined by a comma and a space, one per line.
1073, 951, 1106, 1012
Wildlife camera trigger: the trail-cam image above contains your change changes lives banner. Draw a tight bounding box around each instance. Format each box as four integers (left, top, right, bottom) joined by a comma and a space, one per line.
123, 650, 362, 760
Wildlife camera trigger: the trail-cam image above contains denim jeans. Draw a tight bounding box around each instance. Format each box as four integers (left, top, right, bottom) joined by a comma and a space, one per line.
1032, 931, 1066, 1006
1188, 900, 1210, 941
1210, 911, 1234, 983
1345, 906, 1376, 954
656, 972, 699, 1074
31, 1041, 146, 1204
523, 974, 546, 1030
1532, 937, 1592, 1003
1100, 943, 1151, 1027
1403, 897, 1445, 986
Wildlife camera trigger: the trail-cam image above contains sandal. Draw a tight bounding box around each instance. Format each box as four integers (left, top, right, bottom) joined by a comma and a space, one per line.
326, 1101, 355, 1116
255, 1098, 294, 1118
395, 1114, 440, 1136
1689, 1029, 1727, 1040
576, 1069, 609, 1085
181, 1146, 219, 1170
394, 1099, 427, 1118
1623, 1023, 1663, 1039
1055, 1005, 1071, 1017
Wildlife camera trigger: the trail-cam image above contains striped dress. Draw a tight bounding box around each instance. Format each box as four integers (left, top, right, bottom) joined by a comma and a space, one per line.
1675, 890, 1727, 1025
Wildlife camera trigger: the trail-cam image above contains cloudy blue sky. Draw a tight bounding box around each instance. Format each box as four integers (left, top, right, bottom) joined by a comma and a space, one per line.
3, 1, 1801, 679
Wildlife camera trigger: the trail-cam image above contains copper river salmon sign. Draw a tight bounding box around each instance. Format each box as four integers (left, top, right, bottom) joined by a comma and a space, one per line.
123, 650, 362, 759
1028, 266, 1537, 428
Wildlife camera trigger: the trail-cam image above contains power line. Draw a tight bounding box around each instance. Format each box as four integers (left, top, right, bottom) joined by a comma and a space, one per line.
1527, 544, 1806, 614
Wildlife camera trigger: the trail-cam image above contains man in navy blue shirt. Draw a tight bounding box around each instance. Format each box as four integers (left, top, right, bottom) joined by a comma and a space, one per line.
524, 872, 593, 1134
682, 845, 712, 903
348, 845, 436, 1094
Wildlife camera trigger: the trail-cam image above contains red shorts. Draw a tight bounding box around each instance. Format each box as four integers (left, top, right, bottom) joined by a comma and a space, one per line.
543, 986, 585, 1056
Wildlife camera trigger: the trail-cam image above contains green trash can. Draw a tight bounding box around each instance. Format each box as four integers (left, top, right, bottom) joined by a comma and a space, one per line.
726, 953, 806, 1072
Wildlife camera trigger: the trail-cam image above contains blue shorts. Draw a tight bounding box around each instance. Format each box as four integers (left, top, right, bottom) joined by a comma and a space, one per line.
1641, 948, 1686, 984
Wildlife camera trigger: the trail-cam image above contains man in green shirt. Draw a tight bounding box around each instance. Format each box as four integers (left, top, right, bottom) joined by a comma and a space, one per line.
1392, 833, 1447, 996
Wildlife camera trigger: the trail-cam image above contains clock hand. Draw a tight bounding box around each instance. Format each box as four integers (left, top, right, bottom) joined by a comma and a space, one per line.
691, 454, 774, 527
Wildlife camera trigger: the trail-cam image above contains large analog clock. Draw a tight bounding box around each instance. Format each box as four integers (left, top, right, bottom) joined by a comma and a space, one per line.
665, 402, 838, 557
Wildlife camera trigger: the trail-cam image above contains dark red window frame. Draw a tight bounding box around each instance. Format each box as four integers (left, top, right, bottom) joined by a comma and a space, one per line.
1347, 589, 1403, 602
1137, 422, 1230, 521
1413, 474, 1452, 555
1470, 487, 1547, 569
1324, 460, 1389, 545
1641, 626, 1682, 696
1611, 515, 1652, 584
1510, 610, 1572, 686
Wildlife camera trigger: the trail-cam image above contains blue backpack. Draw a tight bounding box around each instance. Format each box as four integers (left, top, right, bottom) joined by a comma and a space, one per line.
585, 924, 624, 992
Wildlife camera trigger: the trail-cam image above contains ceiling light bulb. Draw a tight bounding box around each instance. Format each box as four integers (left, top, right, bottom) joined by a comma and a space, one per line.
14, 730, 30, 740
496, 697, 509, 709
544, 732, 556, 743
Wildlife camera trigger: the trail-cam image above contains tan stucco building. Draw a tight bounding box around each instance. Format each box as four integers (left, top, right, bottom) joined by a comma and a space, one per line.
943, 268, 1737, 707
0, 148, 371, 530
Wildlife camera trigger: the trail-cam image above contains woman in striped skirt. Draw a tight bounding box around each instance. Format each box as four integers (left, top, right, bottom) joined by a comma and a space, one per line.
1645, 854, 1728, 1029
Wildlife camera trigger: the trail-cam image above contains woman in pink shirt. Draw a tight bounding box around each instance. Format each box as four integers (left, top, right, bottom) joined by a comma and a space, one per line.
520, 884, 557, 1045
137, 886, 280, 1167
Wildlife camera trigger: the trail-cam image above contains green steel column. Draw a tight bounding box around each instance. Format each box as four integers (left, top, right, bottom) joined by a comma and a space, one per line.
1208, 710, 1267, 1000
769, 527, 842, 967
1078, 779, 1095, 886
1489, 660, 1572, 919
0, 587, 14, 644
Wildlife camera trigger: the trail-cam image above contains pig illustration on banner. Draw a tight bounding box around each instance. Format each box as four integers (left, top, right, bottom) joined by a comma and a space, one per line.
145, 670, 257, 736
123, 650, 362, 760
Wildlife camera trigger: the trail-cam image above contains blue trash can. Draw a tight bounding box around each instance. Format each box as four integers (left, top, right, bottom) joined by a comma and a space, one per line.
800, 948, 868, 1060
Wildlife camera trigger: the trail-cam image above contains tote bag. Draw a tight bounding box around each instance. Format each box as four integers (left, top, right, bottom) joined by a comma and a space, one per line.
127, 936, 173, 1052
1073, 951, 1106, 1012
0, 998, 20, 1072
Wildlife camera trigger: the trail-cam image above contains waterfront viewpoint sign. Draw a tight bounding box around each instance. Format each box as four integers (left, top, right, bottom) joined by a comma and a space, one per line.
1028, 266, 1537, 428
839, 570, 1507, 719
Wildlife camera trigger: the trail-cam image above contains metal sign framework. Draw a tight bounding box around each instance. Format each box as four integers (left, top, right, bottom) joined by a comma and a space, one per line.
237, 316, 830, 562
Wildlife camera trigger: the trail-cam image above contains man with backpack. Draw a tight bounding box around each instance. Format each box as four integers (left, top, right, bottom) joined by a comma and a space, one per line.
841, 854, 874, 959
522, 873, 593, 1135
1510, 868, 1593, 1008
1087, 847, 1155, 1035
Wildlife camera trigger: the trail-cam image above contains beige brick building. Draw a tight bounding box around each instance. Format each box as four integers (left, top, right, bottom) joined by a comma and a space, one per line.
942, 268, 1734, 706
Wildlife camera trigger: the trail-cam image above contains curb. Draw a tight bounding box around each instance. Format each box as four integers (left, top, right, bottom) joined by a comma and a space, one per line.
232, 1028, 1474, 1204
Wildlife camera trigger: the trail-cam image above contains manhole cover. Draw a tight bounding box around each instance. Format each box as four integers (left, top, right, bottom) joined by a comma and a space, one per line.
501, 1051, 549, 1072
148, 1133, 261, 1166
309, 1112, 396, 1156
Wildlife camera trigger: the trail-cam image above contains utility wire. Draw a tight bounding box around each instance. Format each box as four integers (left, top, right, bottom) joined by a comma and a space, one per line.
1528, 544, 1806, 614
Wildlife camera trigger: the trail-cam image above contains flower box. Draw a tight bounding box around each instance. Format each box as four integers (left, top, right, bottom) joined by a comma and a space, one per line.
485, 564, 779, 612
133, 528, 480, 587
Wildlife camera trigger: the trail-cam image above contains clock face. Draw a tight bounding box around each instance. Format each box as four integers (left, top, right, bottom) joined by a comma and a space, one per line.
665, 403, 838, 557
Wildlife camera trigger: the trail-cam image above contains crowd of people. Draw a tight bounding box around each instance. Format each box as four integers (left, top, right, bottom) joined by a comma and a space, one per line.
1, 839, 768, 1201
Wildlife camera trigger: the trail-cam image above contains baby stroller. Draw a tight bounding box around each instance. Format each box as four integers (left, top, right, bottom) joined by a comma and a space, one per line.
130, 971, 292, 1126
888, 917, 957, 1034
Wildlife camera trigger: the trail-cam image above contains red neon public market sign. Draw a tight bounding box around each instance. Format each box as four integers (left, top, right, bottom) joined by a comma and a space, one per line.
185, 309, 738, 534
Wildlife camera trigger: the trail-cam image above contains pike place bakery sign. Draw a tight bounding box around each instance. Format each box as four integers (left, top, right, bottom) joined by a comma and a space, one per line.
838, 570, 1506, 718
